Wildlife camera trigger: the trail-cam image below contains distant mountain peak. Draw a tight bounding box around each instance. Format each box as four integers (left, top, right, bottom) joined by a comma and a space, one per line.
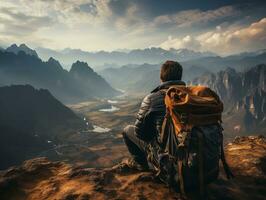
19, 43, 29, 48
70, 61, 93, 73
6, 43, 38, 57
10, 43, 18, 48
48, 57, 58, 62
47, 57, 63, 70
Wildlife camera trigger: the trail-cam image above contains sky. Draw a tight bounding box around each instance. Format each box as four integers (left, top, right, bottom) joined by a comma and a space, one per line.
0, 0, 265, 55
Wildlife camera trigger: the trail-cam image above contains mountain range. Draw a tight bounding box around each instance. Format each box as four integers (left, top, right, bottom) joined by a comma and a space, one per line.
0, 85, 88, 169
35, 46, 217, 69
99, 50, 266, 94
0, 47, 120, 103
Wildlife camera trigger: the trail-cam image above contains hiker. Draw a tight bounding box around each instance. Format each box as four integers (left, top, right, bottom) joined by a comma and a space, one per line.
122, 60, 185, 170
121, 60, 233, 198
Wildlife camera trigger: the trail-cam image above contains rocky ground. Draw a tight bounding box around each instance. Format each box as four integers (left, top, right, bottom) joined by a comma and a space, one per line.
0, 136, 265, 200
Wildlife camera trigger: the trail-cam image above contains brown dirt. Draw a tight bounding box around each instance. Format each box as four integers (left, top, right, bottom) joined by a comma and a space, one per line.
0, 136, 265, 200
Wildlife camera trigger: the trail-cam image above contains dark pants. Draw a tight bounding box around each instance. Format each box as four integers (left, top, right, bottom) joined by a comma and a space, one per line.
122, 125, 148, 166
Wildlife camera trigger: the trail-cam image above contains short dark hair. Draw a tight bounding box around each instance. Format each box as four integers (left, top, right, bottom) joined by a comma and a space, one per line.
160, 60, 183, 82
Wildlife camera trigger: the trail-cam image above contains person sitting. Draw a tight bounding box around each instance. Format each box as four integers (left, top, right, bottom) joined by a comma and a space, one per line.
122, 60, 184, 170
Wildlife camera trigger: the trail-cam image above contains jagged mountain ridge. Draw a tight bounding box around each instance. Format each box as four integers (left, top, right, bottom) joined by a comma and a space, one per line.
36, 46, 266, 70
0, 85, 88, 169
0, 136, 265, 200
192, 64, 266, 135
36, 46, 217, 69
0, 51, 120, 103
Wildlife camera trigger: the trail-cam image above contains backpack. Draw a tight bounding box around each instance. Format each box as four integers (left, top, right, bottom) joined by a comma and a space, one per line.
146, 85, 234, 198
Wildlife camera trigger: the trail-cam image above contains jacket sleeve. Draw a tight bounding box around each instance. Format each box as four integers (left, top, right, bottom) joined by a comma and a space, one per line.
134, 94, 153, 141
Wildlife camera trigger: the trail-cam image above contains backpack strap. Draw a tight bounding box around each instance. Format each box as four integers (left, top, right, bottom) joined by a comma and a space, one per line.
220, 133, 234, 179
160, 110, 170, 149
178, 160, 186, 198
160, 110, 188, 199
197, 130, 206, 199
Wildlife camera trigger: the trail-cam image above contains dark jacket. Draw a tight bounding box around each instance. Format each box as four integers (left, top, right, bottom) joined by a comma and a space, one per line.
134, 80, 186, 142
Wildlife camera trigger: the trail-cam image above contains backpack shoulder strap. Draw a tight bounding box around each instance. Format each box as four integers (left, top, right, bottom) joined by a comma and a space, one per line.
197, 130, 206, 199
220, 133, 234, 179
160, 110, 170, 149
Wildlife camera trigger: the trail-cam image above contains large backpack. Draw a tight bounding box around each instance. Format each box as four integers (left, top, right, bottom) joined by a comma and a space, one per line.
146, 85, 234, 198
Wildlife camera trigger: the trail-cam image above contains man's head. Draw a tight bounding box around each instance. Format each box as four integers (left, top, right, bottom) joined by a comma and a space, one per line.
160, 60, 183, 82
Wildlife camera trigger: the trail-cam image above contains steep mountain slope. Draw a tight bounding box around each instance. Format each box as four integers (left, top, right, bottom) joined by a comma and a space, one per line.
69, 61, 118, 98
192, 64, 266, 136
0, 136, 265, 200
0, 51, 120, 103
0, 85, 88, 169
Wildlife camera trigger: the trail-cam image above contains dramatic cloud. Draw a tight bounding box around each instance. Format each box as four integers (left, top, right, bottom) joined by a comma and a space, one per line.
153, 6, 237, 28
0, 7, 53, 36
159, 18, 266, 55
198, 17, 266, 54
0, 0, 265, 54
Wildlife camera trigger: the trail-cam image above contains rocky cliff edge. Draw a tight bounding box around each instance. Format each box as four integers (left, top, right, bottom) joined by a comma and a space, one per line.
0, 136, 265, 200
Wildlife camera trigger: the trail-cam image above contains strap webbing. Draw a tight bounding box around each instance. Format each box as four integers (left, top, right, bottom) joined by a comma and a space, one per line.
178, 160, 186, 198
160, 112, 170, 149
197, 131, 205, 199
221, 134, 234, 179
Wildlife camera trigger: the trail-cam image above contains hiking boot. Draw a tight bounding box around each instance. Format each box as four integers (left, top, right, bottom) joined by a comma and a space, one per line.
114, 158, 149, 172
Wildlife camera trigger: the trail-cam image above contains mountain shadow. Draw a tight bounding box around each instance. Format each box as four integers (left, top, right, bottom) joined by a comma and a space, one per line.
0, 85, 89, 169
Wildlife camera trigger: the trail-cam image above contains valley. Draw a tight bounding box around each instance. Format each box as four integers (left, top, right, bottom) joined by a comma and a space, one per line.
35, 94, 142, 169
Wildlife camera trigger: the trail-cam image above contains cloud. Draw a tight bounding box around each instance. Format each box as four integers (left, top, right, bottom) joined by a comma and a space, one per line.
153, 6, 238, 28
113, 3, 143, 31
108, 0, 132, 16
0, 3, 54, 47
159, 18, 266, 55
197, 17, 266, 54
0, 0, 111, 48
160, 35, 201, 50
0, 7, 53, 36
0, 0, 265, 54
